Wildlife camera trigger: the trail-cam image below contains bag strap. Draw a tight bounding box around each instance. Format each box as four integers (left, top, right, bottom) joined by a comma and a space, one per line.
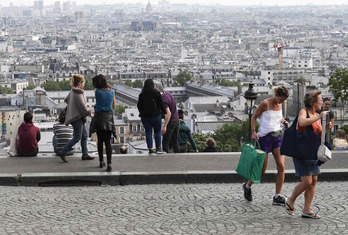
253, 140, 261, 149
321, 111, 328, 144
290, 115, 298, 129
305, 109, 314, 132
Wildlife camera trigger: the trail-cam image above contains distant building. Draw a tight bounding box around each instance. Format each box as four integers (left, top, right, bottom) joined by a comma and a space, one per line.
131, 20, 156, 31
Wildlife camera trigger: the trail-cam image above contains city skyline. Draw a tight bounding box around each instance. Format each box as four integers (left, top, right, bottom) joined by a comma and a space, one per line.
1, 0, 348, 7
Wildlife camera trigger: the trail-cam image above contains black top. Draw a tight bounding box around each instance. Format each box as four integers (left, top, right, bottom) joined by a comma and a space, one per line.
203, 146, 217, 152
137, 90, 166, 118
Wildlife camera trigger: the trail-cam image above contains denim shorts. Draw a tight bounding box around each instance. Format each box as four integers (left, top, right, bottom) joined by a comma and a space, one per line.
258, 132, 282, 153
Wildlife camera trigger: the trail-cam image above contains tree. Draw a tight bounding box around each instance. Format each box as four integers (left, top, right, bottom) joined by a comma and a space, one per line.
59, 80, 72, 90
176, 70, 192, 86
295, 76, 307, 85
192, 132, 212, 152
114, 105, 126, 115
329, 69, 348, 103
125, 80, 133, 87
26, 84, 36, 90
43, 81, 61, 91
84, 78, 94, 90
0, 86, 14, 94
133, 80, 143, 88
216, 78, 240, 87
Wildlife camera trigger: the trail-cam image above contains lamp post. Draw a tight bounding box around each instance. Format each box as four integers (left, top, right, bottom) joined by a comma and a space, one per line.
244, 83, 258, 142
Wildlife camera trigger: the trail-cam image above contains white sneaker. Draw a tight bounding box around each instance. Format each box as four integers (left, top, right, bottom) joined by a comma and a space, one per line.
156, 148, 166, 154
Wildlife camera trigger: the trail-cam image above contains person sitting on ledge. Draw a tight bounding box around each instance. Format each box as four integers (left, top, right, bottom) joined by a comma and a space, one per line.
120, 145, 128, 154
203, 137, 217, 152
333, 129, 348, 150
17, 112, 41, 157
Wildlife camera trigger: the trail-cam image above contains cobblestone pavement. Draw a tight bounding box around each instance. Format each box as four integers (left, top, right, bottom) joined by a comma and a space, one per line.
0, 182, 347, 235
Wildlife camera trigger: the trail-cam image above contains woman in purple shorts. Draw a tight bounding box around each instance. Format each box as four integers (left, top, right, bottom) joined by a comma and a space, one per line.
242, 85, 289, 205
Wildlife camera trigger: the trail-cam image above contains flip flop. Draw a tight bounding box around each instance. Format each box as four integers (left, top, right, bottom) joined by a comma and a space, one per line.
302, 212, 320, 219
285, 198, 294, 215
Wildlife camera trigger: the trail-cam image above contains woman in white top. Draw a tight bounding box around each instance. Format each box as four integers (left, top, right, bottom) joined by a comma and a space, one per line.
333, 129, 348, 150
242, 85, 289, 205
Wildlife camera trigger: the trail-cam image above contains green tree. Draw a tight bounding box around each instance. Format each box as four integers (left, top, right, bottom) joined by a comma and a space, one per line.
114, 105, 126, 115
216, 78, 240, 87
295, 76, 307, 85
176, 70, 192, 86
329, 69, 348, 103
0, 86, 14, 94
125, 80, 132, 87
26, 84, 36, 90
84, 78, 94, 90
133, 80, 143, 88
43, 81, 61, 91
192, 132, 212, 152
59, 80, 72, 90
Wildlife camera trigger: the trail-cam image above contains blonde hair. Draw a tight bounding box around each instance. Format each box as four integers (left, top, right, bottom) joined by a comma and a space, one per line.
71, 74, 85, 87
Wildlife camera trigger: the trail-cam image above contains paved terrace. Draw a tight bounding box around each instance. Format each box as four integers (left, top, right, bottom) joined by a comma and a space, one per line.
0, 151, 348, 186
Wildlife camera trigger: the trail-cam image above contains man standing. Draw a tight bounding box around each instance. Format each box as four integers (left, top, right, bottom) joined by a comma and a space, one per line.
160, 87, 179, 153
319, 97, 335, 149
178, 109, 198, 153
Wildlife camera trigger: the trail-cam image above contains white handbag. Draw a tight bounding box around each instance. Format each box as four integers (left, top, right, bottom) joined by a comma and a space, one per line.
317, 111, 332, 163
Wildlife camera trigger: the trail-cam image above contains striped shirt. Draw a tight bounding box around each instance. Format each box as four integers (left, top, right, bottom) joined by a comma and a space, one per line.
53, 123, 73, 149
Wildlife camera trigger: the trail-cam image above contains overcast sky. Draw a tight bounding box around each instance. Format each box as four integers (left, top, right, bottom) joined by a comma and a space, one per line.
1, 0, 348, 7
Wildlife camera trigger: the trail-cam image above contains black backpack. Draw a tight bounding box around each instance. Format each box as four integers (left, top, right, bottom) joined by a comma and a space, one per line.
142, 96, 157, 116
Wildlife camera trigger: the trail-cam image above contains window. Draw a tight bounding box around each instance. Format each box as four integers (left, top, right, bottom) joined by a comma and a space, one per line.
132, 124, 137, 132
120, 136, 124, 143
268, 71, 270, 74
140, 125, 144, 132
119, 127, 124, 134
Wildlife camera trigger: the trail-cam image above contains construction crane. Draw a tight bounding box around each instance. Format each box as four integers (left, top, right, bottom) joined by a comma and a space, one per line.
274, 42, 284, 69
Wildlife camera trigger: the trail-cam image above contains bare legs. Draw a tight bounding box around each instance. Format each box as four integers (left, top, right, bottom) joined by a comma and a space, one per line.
272, 148, 285, 194
287, 175, 318, 214
247, 149, 285, 195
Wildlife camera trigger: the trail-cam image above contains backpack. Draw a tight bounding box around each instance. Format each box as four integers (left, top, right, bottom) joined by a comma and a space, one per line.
142, 96, 158, 116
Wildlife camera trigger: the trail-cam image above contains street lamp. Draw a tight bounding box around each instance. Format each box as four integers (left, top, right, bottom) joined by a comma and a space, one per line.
244, 83, 258, 142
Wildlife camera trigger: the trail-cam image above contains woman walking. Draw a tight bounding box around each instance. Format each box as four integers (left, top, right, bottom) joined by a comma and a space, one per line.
243, 85, 289, 204
285, 91, 324, 219
57, 74, 94, 163
137, 79, 166, 154
92, 74, 116, 172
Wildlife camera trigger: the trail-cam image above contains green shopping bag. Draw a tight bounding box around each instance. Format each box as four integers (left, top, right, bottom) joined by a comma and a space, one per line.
236, 140, 266, 184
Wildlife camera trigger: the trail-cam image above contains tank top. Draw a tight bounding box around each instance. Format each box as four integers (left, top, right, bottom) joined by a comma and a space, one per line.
258, 100, 283, 137
297, 110, 322, 134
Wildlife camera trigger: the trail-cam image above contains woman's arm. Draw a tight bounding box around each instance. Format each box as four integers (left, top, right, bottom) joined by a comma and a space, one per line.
298, 108, 323, 127
251, 100, 266, 139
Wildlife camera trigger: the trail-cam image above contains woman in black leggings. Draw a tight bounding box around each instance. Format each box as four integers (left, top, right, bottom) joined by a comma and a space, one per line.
92, 74, 116, 172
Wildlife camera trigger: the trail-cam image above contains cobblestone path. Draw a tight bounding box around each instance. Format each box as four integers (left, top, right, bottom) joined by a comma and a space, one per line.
0, 182, 347, 234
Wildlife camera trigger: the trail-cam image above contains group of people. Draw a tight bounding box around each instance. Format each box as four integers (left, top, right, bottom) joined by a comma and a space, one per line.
137, 78, 216, 154
12, 74, 116, 172
11, 76, 346, 214
244, 86, 341, 219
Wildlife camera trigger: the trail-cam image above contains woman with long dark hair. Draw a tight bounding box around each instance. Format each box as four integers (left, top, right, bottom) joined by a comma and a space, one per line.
92, 74, 115, 172
137, 79, 166, 154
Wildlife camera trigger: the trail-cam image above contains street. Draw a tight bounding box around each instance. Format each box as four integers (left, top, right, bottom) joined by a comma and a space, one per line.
0, 182, 347, 234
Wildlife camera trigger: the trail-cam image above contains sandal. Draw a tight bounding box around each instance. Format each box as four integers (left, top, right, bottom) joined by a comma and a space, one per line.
285, 198, 294, 215
302, 212, 320, 219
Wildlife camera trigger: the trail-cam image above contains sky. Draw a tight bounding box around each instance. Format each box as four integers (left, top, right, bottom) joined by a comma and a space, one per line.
1, 0, 348, 7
